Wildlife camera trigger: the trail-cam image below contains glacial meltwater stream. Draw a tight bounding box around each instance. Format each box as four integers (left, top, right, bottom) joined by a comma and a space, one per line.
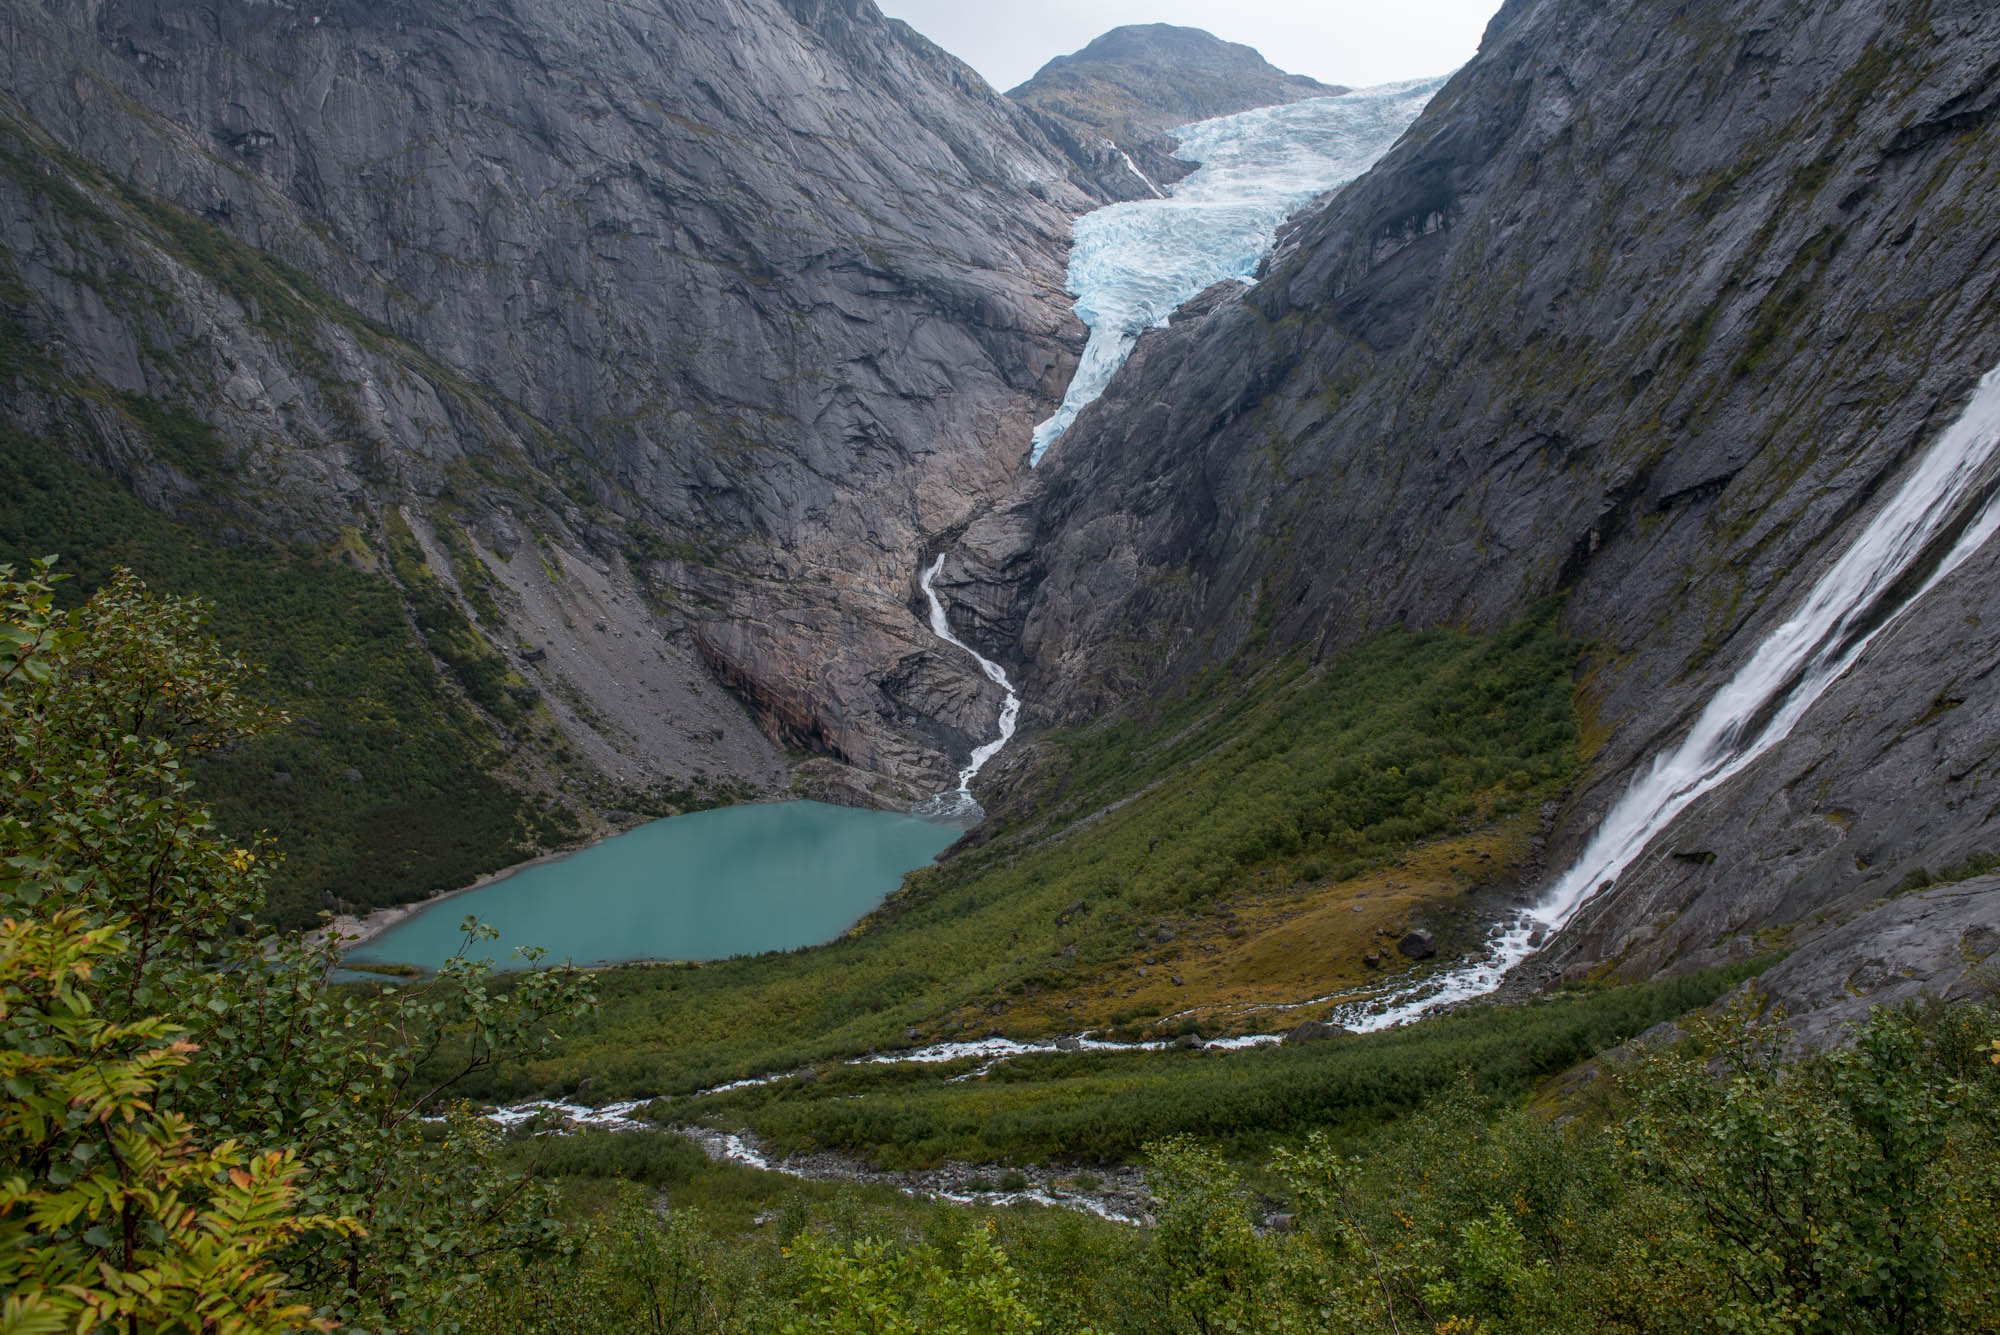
911, 555, 1022, 822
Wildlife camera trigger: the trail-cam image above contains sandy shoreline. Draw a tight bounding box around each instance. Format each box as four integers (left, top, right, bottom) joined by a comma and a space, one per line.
311, 822, 642, 956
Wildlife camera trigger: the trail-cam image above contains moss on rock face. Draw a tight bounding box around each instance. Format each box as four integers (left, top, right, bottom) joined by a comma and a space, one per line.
0, 431, 536, 929
382, 507, 537, 728
115, 392, 234, 477
105, 175, 396, 379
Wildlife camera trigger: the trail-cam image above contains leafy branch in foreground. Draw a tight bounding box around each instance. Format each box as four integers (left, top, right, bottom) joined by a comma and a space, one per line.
1, 560, 597, 1330
0, 908, 352, 1335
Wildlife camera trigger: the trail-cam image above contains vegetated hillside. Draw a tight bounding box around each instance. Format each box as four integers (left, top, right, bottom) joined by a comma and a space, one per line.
15, 530, 2000, 1335
483, 618, 1591, 1099
950, 0, 2000, 1000
0, 0, 1103, 918
1009, 24, 1347, 196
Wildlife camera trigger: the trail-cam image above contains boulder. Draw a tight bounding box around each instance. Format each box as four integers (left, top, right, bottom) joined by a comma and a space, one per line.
1397, 930, 1437, 960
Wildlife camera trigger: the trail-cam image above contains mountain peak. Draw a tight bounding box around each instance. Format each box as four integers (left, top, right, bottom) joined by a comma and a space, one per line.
1007, 24, 1345, 198
1057, 23, 1319, 79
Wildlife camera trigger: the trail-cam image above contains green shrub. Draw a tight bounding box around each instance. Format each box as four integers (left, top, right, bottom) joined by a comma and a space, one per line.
0, 440, 534, 926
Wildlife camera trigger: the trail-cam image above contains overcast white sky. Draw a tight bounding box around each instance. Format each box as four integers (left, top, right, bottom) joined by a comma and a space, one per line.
874, 0, 1504, 93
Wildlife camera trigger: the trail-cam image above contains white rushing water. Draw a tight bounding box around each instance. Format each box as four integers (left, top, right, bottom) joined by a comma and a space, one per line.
911, 554, 1022, 821
1342, 363, 2000, 1031
677, 1126, 1149, 1224
1112, 144, 1166, 199
1030, 77, 1448, 464
484, 1098, 654, 1132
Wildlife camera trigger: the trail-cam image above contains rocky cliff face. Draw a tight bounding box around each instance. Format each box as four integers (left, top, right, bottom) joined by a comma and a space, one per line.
1010, 24, 1346, 197
964, 0, 2000, 984
10, 0, 1996, 996
0, 0, 1103, 811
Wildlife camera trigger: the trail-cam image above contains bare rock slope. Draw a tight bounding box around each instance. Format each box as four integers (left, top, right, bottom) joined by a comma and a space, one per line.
0, 0, 1101, 807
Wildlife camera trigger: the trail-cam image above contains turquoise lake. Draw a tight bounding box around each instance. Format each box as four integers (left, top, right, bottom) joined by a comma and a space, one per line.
343, 801, 958, 972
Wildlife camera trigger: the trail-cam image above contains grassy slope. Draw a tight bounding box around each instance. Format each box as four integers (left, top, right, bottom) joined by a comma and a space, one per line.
678, 960, 1767, 1168
477, 619, 1588, 1102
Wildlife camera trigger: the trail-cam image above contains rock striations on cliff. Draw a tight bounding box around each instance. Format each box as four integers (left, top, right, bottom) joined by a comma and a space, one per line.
0, 0, 1109, 808
971, 0, 2000, 989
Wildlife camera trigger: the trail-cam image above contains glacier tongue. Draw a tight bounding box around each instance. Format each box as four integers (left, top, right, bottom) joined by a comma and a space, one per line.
1030, 77, 1449, 465
919, 78, 1448, 820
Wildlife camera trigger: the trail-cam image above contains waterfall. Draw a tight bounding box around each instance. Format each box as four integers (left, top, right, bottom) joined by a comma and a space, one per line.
1343, 363, 2000, 1031
1112, 144, 1166, 199
911, 554, 1022, 822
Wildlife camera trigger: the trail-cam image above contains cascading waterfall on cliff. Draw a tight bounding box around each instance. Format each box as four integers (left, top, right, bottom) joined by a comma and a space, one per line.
1031, 77, 1448, 464
1342, 363, 2000, 1031
1112, 144, 1166, 199
911, 554, 1021, 822
914, 80, 1446, 820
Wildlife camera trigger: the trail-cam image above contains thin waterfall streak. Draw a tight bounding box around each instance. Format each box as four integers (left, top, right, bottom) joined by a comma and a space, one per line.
914, 554, 1021, 819
1342, 362, 2000, 1032
1114, 145, 1166, 198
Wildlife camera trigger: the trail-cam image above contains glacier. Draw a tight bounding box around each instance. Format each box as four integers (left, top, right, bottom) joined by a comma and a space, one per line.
918, 77, 1448, 818
1030, 77, 1450, 464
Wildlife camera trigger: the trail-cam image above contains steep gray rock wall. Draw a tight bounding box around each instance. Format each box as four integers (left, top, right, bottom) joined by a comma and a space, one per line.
981, 0, 2000, 979
0, 0, 1097, 792
1737, 878, 1999, 1052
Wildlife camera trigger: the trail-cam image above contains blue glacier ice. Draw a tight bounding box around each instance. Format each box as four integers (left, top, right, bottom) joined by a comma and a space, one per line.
1030, 77, 1450, 465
